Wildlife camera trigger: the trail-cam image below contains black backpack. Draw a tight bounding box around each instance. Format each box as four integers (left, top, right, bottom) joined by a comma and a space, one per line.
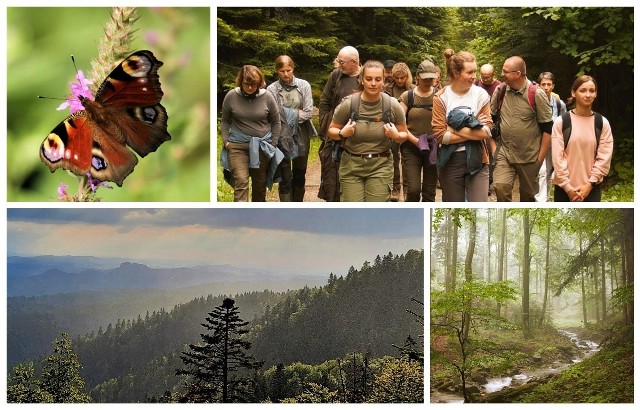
404, 87, 438, 121
561, 111, 604, 155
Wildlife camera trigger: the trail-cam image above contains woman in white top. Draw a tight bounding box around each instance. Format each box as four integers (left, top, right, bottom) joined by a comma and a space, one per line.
431, 50, 493, 202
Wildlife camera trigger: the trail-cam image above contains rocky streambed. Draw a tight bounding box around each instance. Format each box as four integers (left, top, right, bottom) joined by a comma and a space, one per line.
430, 329, 601, 403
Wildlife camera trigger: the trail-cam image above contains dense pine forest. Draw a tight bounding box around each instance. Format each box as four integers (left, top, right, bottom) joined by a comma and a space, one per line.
217, 7, 633, 200
7, 249, 424, 403
430, 209, 633, 403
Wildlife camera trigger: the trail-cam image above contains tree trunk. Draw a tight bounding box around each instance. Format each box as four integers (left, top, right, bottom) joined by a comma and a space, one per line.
522, 210, 531, 337
621, 208, 634, 325
463, 210, 477, 341
594, 264, 600, 323
487, 209, 492, 282
540, 222, 551, 327
452, 219, 459, 291
497, 209, 507, 317
600, 237, 607, 320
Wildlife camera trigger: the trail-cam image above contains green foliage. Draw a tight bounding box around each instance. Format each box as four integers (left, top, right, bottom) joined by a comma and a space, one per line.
431, 280, 518, 319
368, 359, 424, 403
527, 7, 633, 72
9, 333, 93, 403
292, 382, 340, 403
7, 7, 210, 201
610, 284, 633, 311
7, 361, 54, 403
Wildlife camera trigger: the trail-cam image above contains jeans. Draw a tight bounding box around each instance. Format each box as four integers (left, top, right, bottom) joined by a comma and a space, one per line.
227, 142, 269, 202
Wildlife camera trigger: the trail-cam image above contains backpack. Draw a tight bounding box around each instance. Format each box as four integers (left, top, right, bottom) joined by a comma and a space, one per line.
493, 81, 539, 140
349, 91, 393, 124
495, 81, 538, 113
405, 87, 438, 120
561, 111, 604, 154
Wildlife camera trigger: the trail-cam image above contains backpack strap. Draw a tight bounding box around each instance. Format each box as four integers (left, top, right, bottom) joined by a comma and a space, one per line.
527, 81, 537, 111
561, 111, 572, 150
405, 88, 415, 120
349, 93, 360, 121
562, 111, 604, 154
495, 84, 507, 113
381, 92, 392, 124
594, 112, 604, 150
350, 92, 393, 123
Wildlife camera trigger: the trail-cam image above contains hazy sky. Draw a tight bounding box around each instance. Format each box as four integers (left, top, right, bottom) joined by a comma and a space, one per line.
7, 208, 424, 276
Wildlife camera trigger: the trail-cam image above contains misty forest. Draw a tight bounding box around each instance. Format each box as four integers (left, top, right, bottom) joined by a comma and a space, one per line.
7, 249, 424, 403
430, 208, 633, 403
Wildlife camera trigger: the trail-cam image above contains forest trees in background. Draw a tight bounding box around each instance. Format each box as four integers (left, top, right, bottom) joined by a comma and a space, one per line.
431, 208, 633, 331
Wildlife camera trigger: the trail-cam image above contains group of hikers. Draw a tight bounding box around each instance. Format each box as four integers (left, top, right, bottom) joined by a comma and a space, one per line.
219, 46, 613, 202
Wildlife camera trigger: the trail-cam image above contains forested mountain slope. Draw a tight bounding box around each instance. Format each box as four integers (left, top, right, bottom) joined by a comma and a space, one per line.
248, 249, 424, 365
45, 249, 423, 402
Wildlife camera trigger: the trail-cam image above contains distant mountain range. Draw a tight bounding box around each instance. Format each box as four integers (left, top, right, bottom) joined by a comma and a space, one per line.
7, 256, 322, 297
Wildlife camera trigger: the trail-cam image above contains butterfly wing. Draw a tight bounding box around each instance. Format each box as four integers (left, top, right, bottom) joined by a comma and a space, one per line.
94, 50, 171, 158
40, 113, 138, 187
40, 113, 93, 177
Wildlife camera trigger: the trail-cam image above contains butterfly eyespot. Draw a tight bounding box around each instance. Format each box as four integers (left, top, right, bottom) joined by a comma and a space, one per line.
42, 133, 65, 162
142, 107, 158, 122
123, 55, 151, 78
92, 155, 107, 171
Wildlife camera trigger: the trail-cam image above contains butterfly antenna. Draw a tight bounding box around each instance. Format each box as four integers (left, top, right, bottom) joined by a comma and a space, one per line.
71, 55, 81, 82
37, 96, 65, 101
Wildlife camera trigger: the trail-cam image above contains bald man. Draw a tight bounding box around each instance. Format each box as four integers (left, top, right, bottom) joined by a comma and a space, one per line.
475, 63, 502, 97
318, 46, 362, 202
490, 56, 553, 202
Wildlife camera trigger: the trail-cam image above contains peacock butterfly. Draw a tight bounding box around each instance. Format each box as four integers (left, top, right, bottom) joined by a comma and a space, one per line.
40, 50, 171, 187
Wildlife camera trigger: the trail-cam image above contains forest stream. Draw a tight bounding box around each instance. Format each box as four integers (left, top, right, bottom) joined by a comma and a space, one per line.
431, 329, 601, 403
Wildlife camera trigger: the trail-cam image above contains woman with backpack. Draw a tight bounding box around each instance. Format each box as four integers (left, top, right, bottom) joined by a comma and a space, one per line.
397, 60, 439, 201
551, 75, 613, 202
432, 50, 493, 202
327, 60, 408, 201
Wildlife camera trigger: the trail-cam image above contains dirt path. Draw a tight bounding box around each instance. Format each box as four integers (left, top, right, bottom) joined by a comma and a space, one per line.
269, 147, 519, 202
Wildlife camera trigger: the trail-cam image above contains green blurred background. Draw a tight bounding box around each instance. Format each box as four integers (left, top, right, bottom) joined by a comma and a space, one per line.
7, 7, 211, 202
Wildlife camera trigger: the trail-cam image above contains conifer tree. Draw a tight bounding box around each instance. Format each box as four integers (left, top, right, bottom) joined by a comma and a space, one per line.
177, 298, 262, 403
38, 332, 92, 403
7, 361, 53, 403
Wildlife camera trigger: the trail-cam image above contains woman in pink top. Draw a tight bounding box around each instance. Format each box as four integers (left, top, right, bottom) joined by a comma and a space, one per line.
551, 75, 613, 202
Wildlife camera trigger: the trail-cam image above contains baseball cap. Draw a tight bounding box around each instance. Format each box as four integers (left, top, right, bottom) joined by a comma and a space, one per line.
416, 60, 438, 79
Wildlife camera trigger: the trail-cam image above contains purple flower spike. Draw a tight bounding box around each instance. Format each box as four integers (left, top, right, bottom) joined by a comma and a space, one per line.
87, 173, 113, 192
57, 182, 69, 200
57, 70, 94, 114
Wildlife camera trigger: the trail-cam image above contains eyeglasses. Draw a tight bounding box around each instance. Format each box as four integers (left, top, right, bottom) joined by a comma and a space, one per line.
480, 75, 493, 80
242, 81, 259, 87
335, 58, 354, 66
501, 70, 520, 76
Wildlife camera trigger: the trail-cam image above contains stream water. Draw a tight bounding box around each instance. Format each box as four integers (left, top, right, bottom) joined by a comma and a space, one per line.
430, 329, 600, 403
